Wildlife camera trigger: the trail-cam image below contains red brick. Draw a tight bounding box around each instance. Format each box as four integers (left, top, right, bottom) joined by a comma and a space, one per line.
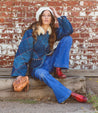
96, 17, 98, 21
86, 22, 97, 28
48, 1, 62, 6
63, 1, 79, 6
12, 18, 23, 23
0, 18, 4, 22
72, 23, 80, 28
95, 28, 98, 32
84, 49, 96, 54
73, 17, 87, 22
68, 17, 73, 22
13, 1, 21, 6
0, 34, 13, 39
21, 2, 32, 6
8, 56, 15, 60
5, 18, 13, 22
71, 33, 79, 38
73, 39, 84, 43
88, 46, 96, 49
11, 7, 23, 12
55, 7, 63, 11
32, 1, 45, 6
22, 18, 34, 23
4, 39, 12, 43
6, 23, 14, 28
5, 1, 15, 6
89, 39, 98, 43
71, 11, 80, 17
1, 12, 8, 17
0, 60, 8, 66
0, 39, 4, 43
87, 55, 93, 59
80, 33, 89, 38
27, 12, 33, 17
84, 1, 97, 7
8, 60, 14, 65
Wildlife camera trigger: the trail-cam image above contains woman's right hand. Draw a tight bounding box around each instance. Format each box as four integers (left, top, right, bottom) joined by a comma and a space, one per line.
50, 7, 60, 18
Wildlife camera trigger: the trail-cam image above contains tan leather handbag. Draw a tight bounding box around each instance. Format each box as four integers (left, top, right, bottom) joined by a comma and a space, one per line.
13, 76, 29, 92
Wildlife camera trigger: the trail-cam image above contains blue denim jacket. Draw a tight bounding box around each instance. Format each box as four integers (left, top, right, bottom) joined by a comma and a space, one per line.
11, 16, 73, 76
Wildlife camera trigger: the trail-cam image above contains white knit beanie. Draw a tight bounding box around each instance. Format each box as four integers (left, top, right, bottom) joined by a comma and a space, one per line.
36, 7, 54, 21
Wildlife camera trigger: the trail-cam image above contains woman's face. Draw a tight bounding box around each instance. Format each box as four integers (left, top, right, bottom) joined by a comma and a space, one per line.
41, 10, 52, 25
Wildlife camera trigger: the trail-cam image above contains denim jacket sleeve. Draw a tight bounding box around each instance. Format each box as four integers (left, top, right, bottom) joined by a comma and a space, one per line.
56, 16, 73, 41
11, 29, 34, 76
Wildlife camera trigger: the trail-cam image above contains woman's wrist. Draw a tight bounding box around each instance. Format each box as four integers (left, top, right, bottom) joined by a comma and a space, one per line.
55, 13, 60, 18
56, 14, 60, 18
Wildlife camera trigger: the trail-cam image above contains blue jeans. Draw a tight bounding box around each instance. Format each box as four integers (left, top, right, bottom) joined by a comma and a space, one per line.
32, 36, 73, 103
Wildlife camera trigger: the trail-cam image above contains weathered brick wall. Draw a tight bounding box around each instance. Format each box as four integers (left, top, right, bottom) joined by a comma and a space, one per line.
0, 0, 98, 70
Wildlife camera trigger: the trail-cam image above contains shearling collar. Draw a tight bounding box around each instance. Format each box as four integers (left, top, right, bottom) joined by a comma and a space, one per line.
37, 26, 52, 36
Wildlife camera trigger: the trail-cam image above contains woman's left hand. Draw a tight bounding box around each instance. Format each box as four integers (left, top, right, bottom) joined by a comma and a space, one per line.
50, 7, 60, 18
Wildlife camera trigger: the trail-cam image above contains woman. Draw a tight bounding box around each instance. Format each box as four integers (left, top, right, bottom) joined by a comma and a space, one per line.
11, 7, 87, 103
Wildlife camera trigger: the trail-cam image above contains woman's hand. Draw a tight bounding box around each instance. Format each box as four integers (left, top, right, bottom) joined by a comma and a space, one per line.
50, 7, 60, 18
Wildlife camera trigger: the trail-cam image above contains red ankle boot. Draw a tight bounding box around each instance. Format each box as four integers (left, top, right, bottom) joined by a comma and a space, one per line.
71, 92, 87, 103
56, 67, 66, 79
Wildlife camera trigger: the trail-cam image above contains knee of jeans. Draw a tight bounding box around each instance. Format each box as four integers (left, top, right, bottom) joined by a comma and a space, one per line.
61, 36, 73, 45
35, 68, 48, 80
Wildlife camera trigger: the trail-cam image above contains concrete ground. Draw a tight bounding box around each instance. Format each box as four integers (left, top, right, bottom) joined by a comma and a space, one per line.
0, 101, 95, 113
86, 77, 98, 96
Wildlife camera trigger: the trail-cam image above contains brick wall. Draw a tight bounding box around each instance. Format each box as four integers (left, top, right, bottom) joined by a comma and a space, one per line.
0, 0, 98, 70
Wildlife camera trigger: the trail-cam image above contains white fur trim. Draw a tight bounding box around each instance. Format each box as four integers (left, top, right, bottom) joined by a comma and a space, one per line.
37, 26, 52, 35
36, 7, 54, 21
